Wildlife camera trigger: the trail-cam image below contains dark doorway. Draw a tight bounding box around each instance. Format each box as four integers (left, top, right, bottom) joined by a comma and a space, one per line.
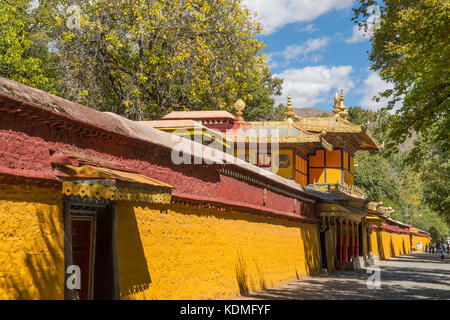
366, 227, 371, 256
320, 230, 328, 270
93, 205, 118, 299
71, 210, 97, 300
358, 223, 364, 256
68, 203, 119, 300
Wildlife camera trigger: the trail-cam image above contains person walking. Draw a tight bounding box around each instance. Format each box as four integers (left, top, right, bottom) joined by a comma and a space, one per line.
446, 243, 449, 254
439, 245, 445, 260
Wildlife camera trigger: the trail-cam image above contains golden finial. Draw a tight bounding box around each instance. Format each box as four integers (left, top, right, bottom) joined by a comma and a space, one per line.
234, 99, 245, 121
339, 89, 346, 109
340, 89, 348, 120
332, 92, 341, 118
332, 89, 348, 120
334, 92, 339, 106
285, 95, 295, 122
287, 95, 292, 112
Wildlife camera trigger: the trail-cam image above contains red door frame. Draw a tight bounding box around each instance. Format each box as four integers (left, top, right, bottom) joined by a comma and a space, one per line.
71, 211, 97, 300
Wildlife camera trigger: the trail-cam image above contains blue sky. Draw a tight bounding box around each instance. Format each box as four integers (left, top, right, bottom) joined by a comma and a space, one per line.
243, 0, 392, 112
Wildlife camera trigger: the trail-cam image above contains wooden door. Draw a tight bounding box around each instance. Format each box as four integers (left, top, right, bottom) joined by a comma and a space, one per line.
71, 212, 97, 300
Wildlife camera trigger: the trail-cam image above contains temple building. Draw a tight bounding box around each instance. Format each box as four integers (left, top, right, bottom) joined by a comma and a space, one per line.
0, 76, 430, 300
142, 90, 430, 272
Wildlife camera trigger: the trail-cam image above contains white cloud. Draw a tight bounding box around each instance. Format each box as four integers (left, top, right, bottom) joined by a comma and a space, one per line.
268, 37, 329, 68
282, 37, 329, 61
275, 65, 354, 107
359, 72, 400, 110
298, 23, 318, 33
243, 0, 353, 34
345, 25, 371, 43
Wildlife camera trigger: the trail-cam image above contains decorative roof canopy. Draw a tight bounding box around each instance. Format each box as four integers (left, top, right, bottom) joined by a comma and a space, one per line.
224, 121, 332, 150
291, 90, 380, 151
57, 165, 173, 204
162, 110, 235, 121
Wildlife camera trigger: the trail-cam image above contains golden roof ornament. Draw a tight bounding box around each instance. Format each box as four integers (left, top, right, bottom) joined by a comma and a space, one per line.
332, 89, 348, 120
234, 99, 245, 121
332, 92, 340, 118
285, 95, 300, 122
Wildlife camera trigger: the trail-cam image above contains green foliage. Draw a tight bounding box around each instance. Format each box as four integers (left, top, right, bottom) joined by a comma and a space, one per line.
271, 103, 286, 121
353, 0, 450, 148
52, 0, 278, 120
354, 151, 401, 204
353, 0, 449, 224
242, 72, 283, 121
405, 121, 450, 222
348, 106, 390, 143
0, 1, 57, 93
350, 106, 449, 240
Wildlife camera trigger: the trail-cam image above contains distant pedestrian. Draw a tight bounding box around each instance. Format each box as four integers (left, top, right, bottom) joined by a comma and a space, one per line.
439, 246, 445, 260
447, 243, 449, 254
431, 244, 435, 254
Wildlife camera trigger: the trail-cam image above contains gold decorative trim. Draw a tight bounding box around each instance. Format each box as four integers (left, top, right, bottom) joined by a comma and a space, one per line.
62, 181, 172, 204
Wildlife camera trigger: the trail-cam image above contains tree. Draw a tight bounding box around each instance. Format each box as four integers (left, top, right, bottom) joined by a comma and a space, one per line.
242, 72, 282, 121
53, 0, 277, 120
349, 105, 449, 236
348, 106, 390, 143
406, 122, 450, 222
271, 103, 286, 121
0, 1, 58, 93
353, 151, 401, 204
352, 0, 449, 149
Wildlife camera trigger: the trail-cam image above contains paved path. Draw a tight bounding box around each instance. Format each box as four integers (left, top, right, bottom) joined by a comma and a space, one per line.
234, 253, 450, 300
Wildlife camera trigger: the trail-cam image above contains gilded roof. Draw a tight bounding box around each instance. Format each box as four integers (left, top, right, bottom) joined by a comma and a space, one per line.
225, 121, 322, 143
139, 119, 200, 128
163, 110, 235, 120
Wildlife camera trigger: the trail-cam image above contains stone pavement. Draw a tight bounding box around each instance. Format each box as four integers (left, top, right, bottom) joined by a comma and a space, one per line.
234, 252, 450, 300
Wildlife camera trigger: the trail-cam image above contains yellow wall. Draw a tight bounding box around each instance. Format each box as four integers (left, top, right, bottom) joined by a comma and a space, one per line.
326, 225, 336, 272
276, 149, 294, 179
411, 235, 431, 251
294, 153, 308, 186
308, 149, 354, 185
369, 230, 430, 260
236, 148, 294, 180
116, 202, 320, 300
0, 184, 64, 300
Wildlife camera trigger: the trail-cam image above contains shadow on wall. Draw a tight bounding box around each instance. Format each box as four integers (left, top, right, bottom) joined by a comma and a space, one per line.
300, 226, 320, 275
117, 202, 320, 299
117, 201, 152, 299
376, 231, 385, 260
390, 238, 396, 258
254, 258, 267, 291
235, 248, 249, 296
1, 195, 64, 299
